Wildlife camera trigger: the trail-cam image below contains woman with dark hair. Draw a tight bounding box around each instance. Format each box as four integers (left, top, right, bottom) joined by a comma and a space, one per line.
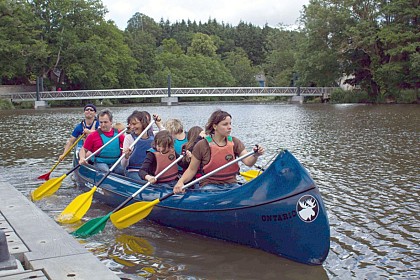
173, 109, 264, 193
121, 111, 153, 182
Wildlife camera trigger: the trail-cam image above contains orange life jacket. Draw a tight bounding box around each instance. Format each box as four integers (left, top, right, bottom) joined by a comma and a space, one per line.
202, 136, 239, 181
151, 149, 179, 182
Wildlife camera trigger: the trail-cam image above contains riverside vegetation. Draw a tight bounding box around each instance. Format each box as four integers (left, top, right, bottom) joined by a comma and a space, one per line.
0, 0, 418, 107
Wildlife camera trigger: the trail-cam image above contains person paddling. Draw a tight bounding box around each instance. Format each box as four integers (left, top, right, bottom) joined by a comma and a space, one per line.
121, 111, 154, 182
165, 118, 188, 175
173, 109, 264, 193
59, 104, 99, 161
180, 126, 206, 182
79, 109, 125, 174
139, 130, 181, 188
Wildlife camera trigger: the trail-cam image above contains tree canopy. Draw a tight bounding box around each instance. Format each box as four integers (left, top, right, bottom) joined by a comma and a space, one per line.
1, 0, 418, 100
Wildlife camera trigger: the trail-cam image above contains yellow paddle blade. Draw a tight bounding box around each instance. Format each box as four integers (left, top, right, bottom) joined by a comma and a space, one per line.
115, 234, 155, 256
240, 169, 262, 181
31, 174, 67, 201
110, 199, 160, 229
56, 186, 97, 224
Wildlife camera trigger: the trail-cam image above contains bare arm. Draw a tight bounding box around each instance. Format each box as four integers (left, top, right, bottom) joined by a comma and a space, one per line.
173, 155, 200, 193
78, 147, 87, 165
120, 135, 134, 168
59, 136, 77, 161
153, 114, 165, 131
241, 145, 265, 167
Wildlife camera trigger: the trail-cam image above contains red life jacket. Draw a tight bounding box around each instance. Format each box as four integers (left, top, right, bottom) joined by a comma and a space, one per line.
152, 149, 179, 182
202, 136, 239, 181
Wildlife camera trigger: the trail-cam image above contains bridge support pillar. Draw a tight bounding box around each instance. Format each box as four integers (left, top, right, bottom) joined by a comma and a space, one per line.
161, 97, 178, 106
34, 100, 48, 109
290, 96, 304, 104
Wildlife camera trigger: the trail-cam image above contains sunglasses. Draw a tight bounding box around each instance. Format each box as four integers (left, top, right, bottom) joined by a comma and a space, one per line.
85, 108, 95, 112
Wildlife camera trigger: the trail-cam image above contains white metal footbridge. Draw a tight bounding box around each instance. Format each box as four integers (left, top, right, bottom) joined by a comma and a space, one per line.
1, 87, 335, 102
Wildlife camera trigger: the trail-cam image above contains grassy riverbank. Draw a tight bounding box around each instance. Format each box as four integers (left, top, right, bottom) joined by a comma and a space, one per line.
1, 96, 290, 110
330, 88, 419, 104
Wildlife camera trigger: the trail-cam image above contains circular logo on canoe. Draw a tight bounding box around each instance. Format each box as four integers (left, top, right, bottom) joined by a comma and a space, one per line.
296, 195, 319, 223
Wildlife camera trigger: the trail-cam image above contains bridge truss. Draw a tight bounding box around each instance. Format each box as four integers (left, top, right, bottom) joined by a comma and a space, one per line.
0, 87, 336, 102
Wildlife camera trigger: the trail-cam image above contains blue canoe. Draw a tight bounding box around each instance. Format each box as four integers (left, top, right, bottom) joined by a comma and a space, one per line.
73, 149, 330, 265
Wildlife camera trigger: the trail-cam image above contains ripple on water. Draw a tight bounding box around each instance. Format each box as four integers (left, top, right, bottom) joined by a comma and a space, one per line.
1, 104, 419, 279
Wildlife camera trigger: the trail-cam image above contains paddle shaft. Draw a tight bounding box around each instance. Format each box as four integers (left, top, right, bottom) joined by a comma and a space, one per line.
47, 160, 62, 174
93, 121, 155, 188
65, 128, 128, 176
159, 150, 257, 202
73, 122, 170, 236
113, 153, 184, 212
109, 149, 258, 228
255, 165, 265, 171
38, 133, 85, 179
63, 133, 85, 159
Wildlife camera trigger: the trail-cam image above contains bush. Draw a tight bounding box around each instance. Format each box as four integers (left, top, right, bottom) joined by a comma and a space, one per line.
330, 89, 369, 103
11, 101, 33, 109
394, 89, 418, 103
0, 99, 14, 110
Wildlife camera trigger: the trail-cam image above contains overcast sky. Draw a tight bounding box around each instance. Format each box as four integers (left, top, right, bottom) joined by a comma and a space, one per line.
101, 0, 310, 30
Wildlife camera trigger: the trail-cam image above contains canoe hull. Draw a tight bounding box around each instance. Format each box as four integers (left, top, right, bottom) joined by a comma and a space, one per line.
74, 149, 330, 265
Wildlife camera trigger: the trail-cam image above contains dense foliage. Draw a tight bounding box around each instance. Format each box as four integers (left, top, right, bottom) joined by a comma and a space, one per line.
1, 0, 418, 102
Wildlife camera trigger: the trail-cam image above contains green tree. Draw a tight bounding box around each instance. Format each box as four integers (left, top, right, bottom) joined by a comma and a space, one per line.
296, 1, 348, 87
64, 22, 137, 89
125, 13, 163, 87
298, 0, 419, 99
263, 27, 303, 86
126, 12, 162, 41
152, 48, 234, 87
223, 48, 258, 86
0, 0, 47, 84
161, 38, 183, 55
187, 33, 218, 57
28, 0, 108, 89
376, 0, 420, 94
234, 22, 265, 65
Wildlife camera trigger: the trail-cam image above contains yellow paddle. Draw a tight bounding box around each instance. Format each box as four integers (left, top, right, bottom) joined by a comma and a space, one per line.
240, 169, 263, 181
38, 134, 85, 180
72, 152, 184, 237
110, 150, 257, 229
58, 120, 156, 224
31, 128, 127, 201
55, 187, 97, 223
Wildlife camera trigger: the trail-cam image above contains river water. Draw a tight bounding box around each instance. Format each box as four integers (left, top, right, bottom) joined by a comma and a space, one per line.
0, 103, 418, 280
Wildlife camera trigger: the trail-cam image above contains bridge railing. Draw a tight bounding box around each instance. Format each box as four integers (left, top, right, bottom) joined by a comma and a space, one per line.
0, 87, 337, 102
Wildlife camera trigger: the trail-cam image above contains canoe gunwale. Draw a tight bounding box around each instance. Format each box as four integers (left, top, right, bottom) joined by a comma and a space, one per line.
77, 163, 319, 212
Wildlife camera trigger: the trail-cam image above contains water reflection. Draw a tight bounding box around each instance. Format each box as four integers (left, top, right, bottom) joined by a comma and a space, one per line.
0, 103, 419, 279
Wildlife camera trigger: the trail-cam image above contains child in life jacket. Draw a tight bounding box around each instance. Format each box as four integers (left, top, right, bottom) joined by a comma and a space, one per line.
180, 126, 205, 176
139, 130, 181, 188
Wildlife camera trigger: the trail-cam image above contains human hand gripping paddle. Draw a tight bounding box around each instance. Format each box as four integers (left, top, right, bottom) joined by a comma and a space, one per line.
109, 148, 258, 230
71, 152, 185, 237
240, 149, 279, 181
57, 120, 156, 225
31, 128, 128, 201
38, 133, 86, 180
